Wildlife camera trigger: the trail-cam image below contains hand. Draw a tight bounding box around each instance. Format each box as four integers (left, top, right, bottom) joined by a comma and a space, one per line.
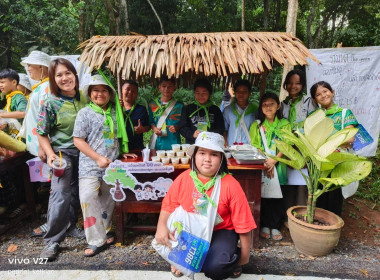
153, 126, 162, 136
47, 153, 58, 167
96, 156, 111, 168
193, 130, 201, 139
134, 119, 144, 134
122, 153, 138, 159
119, 98, 124, 107
155, 224, 176, 249
0, 123, 7, 130
38, 148, 47, 163
168, 125, 177, 133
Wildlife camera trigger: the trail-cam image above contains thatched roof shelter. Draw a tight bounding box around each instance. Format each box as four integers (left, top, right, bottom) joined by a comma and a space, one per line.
78, 32, 318, 88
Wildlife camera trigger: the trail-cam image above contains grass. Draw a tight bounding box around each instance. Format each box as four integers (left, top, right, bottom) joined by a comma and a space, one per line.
356, 142, 380, 208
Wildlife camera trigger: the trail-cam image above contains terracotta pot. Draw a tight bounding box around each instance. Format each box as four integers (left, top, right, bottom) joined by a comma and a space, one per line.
287, 206, 344, 257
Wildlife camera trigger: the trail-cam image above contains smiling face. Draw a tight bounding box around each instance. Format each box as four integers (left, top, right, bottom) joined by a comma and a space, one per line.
0, 78, 17, 94
234, 85, 250, 107
54, 64, 76, 96
90, 85, 111, 108
122, 83, 138, 105
27, 64, 47, 81
194, 86, 210, 105
158, 80, 176, 102
314, 85, 335, 109
261, 98, 280, 120
195, 147, 222, 179
286, 74, 303, 100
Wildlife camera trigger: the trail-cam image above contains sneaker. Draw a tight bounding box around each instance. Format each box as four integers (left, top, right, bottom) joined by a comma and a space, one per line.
66, 225, 85, 239
40, 242, 59, 261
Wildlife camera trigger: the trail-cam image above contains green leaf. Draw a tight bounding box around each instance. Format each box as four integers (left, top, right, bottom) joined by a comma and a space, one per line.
317, 128, 358, 158
304, 110, 335, 149
330, 161, 372, 185
273, 139, 305, 170
319, 177, 345, 186
326, 151, 367, 166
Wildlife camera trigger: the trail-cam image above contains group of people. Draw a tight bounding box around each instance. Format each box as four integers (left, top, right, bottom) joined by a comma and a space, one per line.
0, 49, 358, 280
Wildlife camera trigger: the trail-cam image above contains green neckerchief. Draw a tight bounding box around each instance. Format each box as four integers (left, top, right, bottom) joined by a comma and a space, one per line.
124, 103, 136, 136
190, 170, 226, 207
324, 104, 342, 116
96, 69, 129, 153
189, 100, 213, 128
153, 98, 173, 118
284, 94, 304, 125
231, 101, 257, 127
263, 117, 285, 147
88, 102, 114, 133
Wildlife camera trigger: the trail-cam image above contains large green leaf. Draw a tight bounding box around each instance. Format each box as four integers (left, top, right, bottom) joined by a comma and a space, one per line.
330, 161, 372, 185
279, 128, 313, 159
317, 128, 358, 158
304, 110, 334, 149
319, 177, 345, 186
314, 154, 336, 171
273, 139, 305, 170
327, 151, 367, 166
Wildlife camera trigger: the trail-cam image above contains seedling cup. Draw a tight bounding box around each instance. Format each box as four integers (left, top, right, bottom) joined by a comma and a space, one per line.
171, 144, 181, 152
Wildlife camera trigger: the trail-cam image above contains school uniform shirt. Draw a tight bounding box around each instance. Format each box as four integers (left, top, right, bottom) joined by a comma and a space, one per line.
323, 104, 358, 132
148, 99, 184, 150
124, 104, 149, 150
249, 117, 291, 185
23, 79, 50, 156
2, 91, 27, 138
36, 91, 87, 150
179, 103, 225, 144
162, 169, 257, 234
73, 106, 120, 178
223, 102, 257, 146
281, 95, 317, 129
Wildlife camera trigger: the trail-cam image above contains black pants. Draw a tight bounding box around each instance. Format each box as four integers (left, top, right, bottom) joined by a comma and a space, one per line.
202, 229, 240, 280
261, 198, 283, 229
316, 188, 343, 216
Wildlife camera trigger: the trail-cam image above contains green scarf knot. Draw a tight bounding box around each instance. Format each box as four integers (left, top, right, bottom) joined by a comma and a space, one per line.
231, 101, 257, 127
189, 101, 213, 128
124, 103, 136, 136
88, 102, 114, 132
284, 94, 303, 126
324, 104, 342, 116
153, 98, 173, 118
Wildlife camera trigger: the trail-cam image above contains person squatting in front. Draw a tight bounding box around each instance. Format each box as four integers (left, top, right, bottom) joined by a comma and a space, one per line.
154, 131, 256, 279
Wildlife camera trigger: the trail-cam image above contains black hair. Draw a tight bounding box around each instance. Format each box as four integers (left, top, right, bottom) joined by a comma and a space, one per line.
144, 184, 153, 190
88, 84, 115, 104
193, 78, 213, 95
134, 185, 142, 190
283, 69, 306, 91
258, 92, 283, 124
159, 76, 176, 85
190, 146, 229, 176
233, 79, 252, 92
0, 69, 19, 84
310, 81, 334, 99
122, 80, 138, 88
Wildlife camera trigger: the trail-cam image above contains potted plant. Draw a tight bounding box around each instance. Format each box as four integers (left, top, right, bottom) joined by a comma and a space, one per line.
270, 109, 372, 256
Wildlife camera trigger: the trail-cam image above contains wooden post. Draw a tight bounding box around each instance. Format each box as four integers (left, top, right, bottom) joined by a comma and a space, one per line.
259, 69, 269, 99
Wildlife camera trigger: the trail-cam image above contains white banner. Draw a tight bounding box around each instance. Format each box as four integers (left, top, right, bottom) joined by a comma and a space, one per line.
306, 47, 380, 156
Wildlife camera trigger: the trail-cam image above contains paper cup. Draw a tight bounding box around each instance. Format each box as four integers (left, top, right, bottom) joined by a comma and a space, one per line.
180, 157, 189, 164
171, 157, 180, 164
176, 151, 185, 157
166, 150, 175, 158
172, 144, 181, 152
52, 158, 67, 177
181, 144, 190, 152
156, 150, 166, 158
161, 157, 170, 164
151, 156, 160, 162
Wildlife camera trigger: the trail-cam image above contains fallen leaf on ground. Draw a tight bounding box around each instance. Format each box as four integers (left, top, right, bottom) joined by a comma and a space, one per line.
362, 216, 370, 222
7, 244, 18, 253
141, 261, 149, 266
359, 268, 368, 276
308, 256, 315, 260
299, 254, 305, 258
108, 256, 112, 260
279, 242, 292, 246
115, 243, 124, 247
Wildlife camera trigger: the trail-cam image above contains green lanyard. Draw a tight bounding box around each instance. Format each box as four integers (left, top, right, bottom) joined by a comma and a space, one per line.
189, 101, 213, 128
153, 98, 173, 118
284, 94, 303, 126
124, 103, 136, 136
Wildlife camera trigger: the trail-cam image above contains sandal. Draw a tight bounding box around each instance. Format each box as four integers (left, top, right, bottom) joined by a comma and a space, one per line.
84, 244, 108, 257
8, 204, 27, 219
32, 223, 48, 237
260, 227, 271, 239
171, 265, 183, 278
271, 229, 283, 241
230, 265, 242, 278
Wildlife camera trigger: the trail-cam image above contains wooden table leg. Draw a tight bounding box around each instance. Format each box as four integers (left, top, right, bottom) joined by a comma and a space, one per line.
115, 202, 124, 244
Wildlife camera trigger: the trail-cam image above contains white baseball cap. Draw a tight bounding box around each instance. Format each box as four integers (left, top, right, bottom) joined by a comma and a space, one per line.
21, 50, 51, 68
187, 131, 226, 158
18, 73, 32, 91
82, 74, 116, 99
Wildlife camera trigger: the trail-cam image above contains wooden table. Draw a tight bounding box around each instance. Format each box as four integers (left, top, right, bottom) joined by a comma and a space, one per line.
116, 153, 265, 248
0, 152, 35, 234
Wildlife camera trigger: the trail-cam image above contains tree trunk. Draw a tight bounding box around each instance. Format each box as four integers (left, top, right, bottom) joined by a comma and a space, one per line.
146, 0, 165, 35
279, 0, 298, 102
274, 0, 281, 31
241, 0, 246, 31
104, 0, 117, 35
307, 0, 317, 48
120, 0, 130, 34
263, 0, 270, 30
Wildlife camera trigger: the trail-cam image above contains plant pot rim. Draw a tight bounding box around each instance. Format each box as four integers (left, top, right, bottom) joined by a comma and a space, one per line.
287, 205, 344, 230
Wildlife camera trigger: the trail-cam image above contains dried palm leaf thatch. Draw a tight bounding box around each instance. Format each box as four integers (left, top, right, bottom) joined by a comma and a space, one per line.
78, 32, 318, 85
